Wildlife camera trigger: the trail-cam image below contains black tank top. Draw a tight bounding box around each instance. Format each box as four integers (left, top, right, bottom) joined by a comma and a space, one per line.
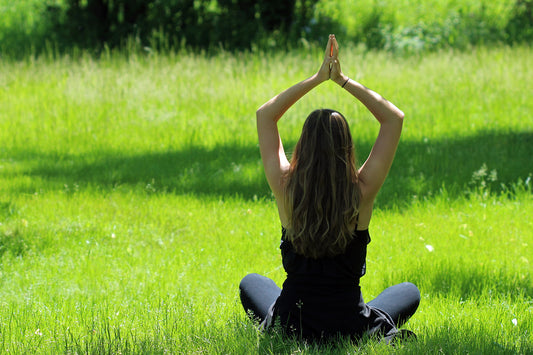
272, 228, 396, 340
280, 227, 370, 285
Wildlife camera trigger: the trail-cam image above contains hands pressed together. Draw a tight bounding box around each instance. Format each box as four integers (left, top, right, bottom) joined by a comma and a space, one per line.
317, 34, 348, 86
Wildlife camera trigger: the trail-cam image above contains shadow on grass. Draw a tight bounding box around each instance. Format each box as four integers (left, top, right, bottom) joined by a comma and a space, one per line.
8, 143, 268, 199
410, 263, 532, 301
376, 130, 532, 208
5, 130, 532, 204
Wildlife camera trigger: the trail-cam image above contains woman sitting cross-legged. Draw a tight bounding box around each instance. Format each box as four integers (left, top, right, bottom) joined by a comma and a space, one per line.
239, 34, 420, 343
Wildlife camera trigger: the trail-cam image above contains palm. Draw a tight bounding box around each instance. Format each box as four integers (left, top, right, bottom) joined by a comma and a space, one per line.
331, 61, 342, 82
317, 35, 344, 83
329, 36, 344, 82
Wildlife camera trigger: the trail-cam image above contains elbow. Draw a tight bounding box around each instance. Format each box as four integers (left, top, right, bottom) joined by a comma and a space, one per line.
256, 105, 278, 124
397, 109, 405, 121
256, 107, 271, 130
389, 110, 404, 131
256, 105, 267, 121
256, 108, 265, 125
394, 110, 405, 129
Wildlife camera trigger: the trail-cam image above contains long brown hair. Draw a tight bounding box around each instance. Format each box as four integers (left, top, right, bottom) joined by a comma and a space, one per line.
284, 109, 360, 258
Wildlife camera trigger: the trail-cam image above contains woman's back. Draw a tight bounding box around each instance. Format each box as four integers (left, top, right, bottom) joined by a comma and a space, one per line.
283, 109, 360, 258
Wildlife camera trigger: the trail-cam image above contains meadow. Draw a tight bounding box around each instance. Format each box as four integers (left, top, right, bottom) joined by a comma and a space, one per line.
0, 43, 532, 353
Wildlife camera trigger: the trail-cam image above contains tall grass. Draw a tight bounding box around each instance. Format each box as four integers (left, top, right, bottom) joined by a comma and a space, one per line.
0, 45, 532, 353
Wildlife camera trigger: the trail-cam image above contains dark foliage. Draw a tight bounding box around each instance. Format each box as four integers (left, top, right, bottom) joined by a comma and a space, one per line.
505, 0, 533, 43
2, 0, 532, 57
46, 0, 321, 51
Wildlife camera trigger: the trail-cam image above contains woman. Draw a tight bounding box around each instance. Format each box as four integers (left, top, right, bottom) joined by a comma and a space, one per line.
240, 34, 420, 342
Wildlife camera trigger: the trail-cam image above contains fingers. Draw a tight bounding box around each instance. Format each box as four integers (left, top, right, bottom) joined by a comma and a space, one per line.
320, 34, 341, 81
331, 35, 339, 59
324, 35, 333, 59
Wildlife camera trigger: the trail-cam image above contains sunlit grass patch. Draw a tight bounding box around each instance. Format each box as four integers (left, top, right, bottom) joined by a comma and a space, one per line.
0, 45, 532, 353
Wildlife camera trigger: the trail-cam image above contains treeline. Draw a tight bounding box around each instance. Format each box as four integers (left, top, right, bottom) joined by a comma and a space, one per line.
46, 0, 319, 51
1, 0, 532, 57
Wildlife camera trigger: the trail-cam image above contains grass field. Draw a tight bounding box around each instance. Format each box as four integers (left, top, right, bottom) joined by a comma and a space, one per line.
0, 44, 532, 353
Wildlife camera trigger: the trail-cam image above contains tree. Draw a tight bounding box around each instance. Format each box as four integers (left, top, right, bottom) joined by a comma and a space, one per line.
51, 0, 321, 51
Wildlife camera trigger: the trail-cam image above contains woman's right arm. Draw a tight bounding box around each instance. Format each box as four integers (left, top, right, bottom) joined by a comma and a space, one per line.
257, 36, 334, 199
330, 37, 404, 203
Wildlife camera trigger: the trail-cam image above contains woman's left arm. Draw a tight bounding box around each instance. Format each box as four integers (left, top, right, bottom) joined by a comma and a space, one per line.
329, 36, 403, 204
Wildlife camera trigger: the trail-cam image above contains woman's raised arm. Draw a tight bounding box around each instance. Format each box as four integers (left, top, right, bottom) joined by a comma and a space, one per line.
330, 37, 404, 203
256, 35, 334, 199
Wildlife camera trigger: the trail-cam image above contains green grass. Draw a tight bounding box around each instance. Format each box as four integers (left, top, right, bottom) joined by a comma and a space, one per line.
0, 45, 532, 353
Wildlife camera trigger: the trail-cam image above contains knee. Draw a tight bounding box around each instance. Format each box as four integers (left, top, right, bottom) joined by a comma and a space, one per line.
239, 273, 261, 291
401, 281, 420, 292
401, 282, 421, 306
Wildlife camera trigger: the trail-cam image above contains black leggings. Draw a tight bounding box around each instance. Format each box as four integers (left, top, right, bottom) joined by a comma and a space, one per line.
239, 273, 420, 328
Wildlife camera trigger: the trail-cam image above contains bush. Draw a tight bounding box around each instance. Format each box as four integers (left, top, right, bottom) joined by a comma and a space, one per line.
505, 0, 533, 43
1, 0, 532, 57
45, 0, 321, 52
